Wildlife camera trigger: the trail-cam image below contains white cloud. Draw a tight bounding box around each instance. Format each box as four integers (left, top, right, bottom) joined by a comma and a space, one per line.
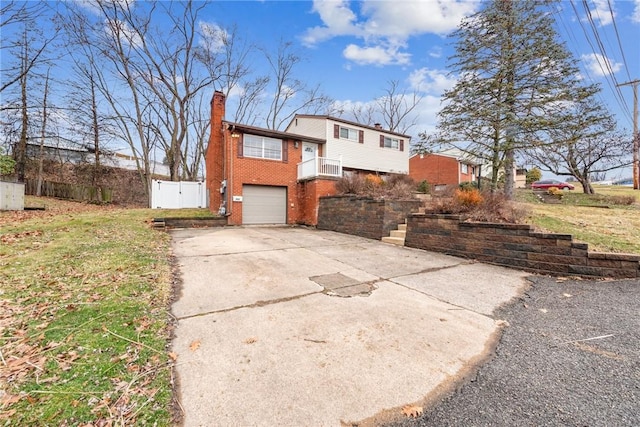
199, 21, 227, 53
343, 44, 411, 66
408, 68, 456, 95
633, 0, 640, 23
589, 0, 613, 26
303, 0, 479, 67
358, 0, 478, 39
428, 46, 443, 59
302, 0, 360, 45
105, 18, 142, 47
581, 53, 622, 77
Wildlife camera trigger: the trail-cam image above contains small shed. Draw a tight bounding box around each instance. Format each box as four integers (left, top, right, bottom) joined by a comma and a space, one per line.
0, 181, 25, 210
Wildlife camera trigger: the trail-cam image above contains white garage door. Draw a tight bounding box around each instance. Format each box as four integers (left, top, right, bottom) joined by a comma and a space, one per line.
242, 185, 287, 224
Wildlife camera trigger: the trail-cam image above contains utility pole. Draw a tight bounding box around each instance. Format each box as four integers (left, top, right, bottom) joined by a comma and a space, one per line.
617, 79, 639, 190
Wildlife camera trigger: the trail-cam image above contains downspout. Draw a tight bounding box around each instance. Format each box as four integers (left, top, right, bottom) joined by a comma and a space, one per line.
219, 123, 230, 217
225, 124, 234, 218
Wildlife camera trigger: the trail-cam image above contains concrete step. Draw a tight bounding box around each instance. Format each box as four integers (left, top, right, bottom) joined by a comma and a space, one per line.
390, 230, 406, 238
382, 236, 405, 246
398, 223, 407, 231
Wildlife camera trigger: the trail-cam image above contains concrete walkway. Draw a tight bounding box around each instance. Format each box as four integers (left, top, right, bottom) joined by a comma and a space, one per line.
170, 227, 530, 426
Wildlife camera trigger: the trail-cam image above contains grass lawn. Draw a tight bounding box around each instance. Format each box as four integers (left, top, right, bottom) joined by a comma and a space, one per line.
517, 185, 640, 254
0, 197, 216, 425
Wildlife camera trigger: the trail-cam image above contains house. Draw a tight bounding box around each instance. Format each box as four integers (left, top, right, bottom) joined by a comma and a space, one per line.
25, 139, 170, 176
205, 91, 410, 226
409, 149, 479, 190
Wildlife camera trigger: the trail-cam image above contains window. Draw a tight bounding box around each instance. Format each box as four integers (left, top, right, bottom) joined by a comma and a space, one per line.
383, 136, 399, 149
339, 126, 358, 141
243, 134, 282, 160
461, 164, 469, 174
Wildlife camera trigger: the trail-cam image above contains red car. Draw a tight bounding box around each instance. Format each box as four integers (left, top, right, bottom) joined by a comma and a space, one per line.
531, 179, 575, 190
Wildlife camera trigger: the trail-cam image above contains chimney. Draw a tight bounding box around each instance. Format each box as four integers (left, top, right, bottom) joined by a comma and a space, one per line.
374, 123, 382, 129
207, 91, 227, 215
211, 91, 226, 128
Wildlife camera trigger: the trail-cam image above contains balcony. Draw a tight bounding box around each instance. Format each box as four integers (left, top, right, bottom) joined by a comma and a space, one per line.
297, 156, 342, 180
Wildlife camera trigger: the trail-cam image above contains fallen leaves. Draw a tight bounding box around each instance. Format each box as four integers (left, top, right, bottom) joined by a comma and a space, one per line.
402, 404, 423, 418
189, 340, 201, 351
1, 197, 174, 425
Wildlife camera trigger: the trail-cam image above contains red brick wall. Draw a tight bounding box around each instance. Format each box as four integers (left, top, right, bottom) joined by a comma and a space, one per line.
226, 135, 301, 225
409, 154, 475, 186
296, 179, 338, 225
206, 91, 226, 215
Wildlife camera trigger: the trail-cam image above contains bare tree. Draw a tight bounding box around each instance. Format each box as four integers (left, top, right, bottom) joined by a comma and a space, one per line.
264, 40, 333, 130
1, 4, 58, 182
35, 68, 51, 195
526, 100, 631, 194
0, 2, 52, 94
376, 80, 422, 134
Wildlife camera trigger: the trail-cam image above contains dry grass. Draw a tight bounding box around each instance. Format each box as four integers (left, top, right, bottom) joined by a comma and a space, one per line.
520, 186, 640, 254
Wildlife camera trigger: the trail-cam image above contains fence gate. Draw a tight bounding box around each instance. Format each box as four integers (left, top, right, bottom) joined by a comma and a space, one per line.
151, 180, 208, 209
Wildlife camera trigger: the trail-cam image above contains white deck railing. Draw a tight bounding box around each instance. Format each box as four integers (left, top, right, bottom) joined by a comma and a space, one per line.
297, 156, 342, 180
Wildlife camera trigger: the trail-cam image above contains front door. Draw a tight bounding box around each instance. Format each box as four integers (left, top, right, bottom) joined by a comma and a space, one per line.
302, 142, 317, 162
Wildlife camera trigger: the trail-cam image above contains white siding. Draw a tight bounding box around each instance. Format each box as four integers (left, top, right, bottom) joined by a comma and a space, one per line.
285, 117, 327, 138
326, 121, 409, 174
286, 117, 410, 174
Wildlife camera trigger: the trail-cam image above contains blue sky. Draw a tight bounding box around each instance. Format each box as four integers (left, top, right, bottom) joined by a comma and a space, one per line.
2, 0, 639, 179
204, 0, 639, 139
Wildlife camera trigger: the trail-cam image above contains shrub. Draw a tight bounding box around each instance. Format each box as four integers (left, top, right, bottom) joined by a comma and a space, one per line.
416, 180, 430, 194
458, 181, 478, 191
335, 174, 366, 195
335, 173, 416, 200
454, 188, 483, 208
427, 189, 529, 224
465, 191, 530, 223
526, 167, 542, 185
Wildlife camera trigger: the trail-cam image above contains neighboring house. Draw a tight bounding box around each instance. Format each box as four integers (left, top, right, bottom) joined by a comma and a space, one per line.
410, 148, 527, 190
409, 149, 479, 190
205, 91, 411, 226
26, 139, 170, 176
515, 168, 527, 189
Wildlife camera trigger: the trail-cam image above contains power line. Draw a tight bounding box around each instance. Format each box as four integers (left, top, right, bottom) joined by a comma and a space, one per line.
569, 0, 633, 125
607, 0, 632, 81
581, 0, 631, 119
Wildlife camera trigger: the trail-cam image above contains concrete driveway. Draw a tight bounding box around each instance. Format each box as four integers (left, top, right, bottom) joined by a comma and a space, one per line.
170, 227, 530, 426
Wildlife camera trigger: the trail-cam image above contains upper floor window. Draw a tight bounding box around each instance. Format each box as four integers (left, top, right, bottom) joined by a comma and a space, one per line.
243, 134, 282, 160
383, 136, 400, 150
339, 126, 359, 141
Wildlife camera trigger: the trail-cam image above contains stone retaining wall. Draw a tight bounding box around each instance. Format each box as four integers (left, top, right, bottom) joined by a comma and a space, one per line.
317, 196, 422, 240
405, 214, 640, 278
157, 217, 227, 228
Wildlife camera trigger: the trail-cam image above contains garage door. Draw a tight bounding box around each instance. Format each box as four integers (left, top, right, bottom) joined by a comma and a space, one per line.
242, 185, 287, 224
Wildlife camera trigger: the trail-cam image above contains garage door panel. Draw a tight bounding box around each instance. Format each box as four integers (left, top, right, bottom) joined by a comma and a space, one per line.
243, 185, 287, 224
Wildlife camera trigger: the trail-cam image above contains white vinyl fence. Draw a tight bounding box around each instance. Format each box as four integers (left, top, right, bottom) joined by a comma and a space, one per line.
151, 180, 208, 209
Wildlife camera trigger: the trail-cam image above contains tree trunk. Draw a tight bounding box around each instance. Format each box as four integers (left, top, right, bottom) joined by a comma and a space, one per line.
16, 33, 28, 183
36, 69, 50, 196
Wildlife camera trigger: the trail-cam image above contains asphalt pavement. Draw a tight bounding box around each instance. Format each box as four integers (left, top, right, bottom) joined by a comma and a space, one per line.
386, 276, 640, 427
